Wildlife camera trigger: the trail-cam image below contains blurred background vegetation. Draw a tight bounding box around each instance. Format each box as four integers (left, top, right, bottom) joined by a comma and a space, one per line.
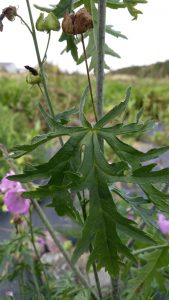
1, 61, 169, 176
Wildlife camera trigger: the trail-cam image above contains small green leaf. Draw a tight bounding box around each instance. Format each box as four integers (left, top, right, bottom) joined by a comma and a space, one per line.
95, 87, 131, 128
34, 4, 52, 13
59, 32, 78, 62
106, 25, 127, 39
53, 0, 73, 18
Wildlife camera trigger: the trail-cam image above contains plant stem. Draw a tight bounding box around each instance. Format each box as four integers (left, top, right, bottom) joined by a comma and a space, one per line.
133, 243, 169, 256
28, 210, 51, 297
31, 197, 99, 300
81, 199, 103, 300
42, 31, 51, 65
111, 276, 120, 300
96, 0, 106, 120
25, 0, 55, 118
81, 33, 98, 122
17, 14, 32, 34
18, 276, 25, 300
25, 0, 64, 148
31, 263, 42, 300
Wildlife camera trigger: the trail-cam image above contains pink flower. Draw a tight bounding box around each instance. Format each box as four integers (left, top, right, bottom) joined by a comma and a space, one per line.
5, 291, 14, 297
0, 171, 22, 193
4, 188, 30, 215
127, 214, 134, 220
157, 213, 169, 234
37, 236, 46, 246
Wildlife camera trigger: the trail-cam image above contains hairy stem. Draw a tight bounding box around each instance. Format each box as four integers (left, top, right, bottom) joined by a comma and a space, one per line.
81, 33, 98, 122
25, 0, 55, 118
96, 0, 106, 119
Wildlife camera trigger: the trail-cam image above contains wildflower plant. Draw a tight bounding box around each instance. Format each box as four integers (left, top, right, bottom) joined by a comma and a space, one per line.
1, 0, 169, 299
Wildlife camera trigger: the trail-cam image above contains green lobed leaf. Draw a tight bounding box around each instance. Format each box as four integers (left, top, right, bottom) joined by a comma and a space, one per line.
126, 247, 169, 299
8, 131, 87, 182
95, 87, 131, 128
72, 172, 135, 276
59, 32, 78, 62
106, 25, 127, 39
53, 0, 73, 18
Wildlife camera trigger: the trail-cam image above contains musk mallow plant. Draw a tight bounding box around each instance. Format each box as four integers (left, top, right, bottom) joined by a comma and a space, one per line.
1, 0, 169, 299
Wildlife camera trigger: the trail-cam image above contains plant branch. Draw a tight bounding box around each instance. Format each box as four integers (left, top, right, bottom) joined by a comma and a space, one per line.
133, 243, 169, 256
16, 14, 32, 34
42, 31, 51, 65
25, 0, 55, 118
96, 0, 106, 120
81, 33, 98, 122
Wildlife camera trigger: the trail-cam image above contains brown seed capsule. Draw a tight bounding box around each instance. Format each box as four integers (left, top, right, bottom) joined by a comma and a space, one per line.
62, 7, 93, 35
62, 12, 75, 34
73, 8, 93, 35
2, 6, 17, 21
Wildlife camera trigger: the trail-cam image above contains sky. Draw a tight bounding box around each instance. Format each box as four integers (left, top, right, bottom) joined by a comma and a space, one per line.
0, 0, 169, 73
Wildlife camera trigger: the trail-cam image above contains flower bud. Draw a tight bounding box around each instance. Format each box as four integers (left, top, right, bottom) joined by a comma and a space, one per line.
62, 7, 93, 35
2, 6, 17, 21
35, 13, 44, 32
26, 73, 41, 85
36, 12, 60, 32
44, 12, 60, 32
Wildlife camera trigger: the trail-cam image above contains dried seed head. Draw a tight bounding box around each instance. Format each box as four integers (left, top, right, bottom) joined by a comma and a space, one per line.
2, 6, 17, 21
73, 8, 93, 34
62, 12, 75, 34
62, 7, 93, 35
12, 215, 23, 225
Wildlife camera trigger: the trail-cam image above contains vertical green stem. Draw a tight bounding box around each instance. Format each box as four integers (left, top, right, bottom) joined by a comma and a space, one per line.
111, 277, 120, 300
25, 0, 55, 118
31, 264, 42, 299
96, 0, 106, 120
18, 276, 25, 300
81, 33, 98, 122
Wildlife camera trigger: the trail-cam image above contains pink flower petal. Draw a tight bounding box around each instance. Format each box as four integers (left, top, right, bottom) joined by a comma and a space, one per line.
157, 213, 169, 234
4, 189, 30, 215
0, 171, 22, 193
